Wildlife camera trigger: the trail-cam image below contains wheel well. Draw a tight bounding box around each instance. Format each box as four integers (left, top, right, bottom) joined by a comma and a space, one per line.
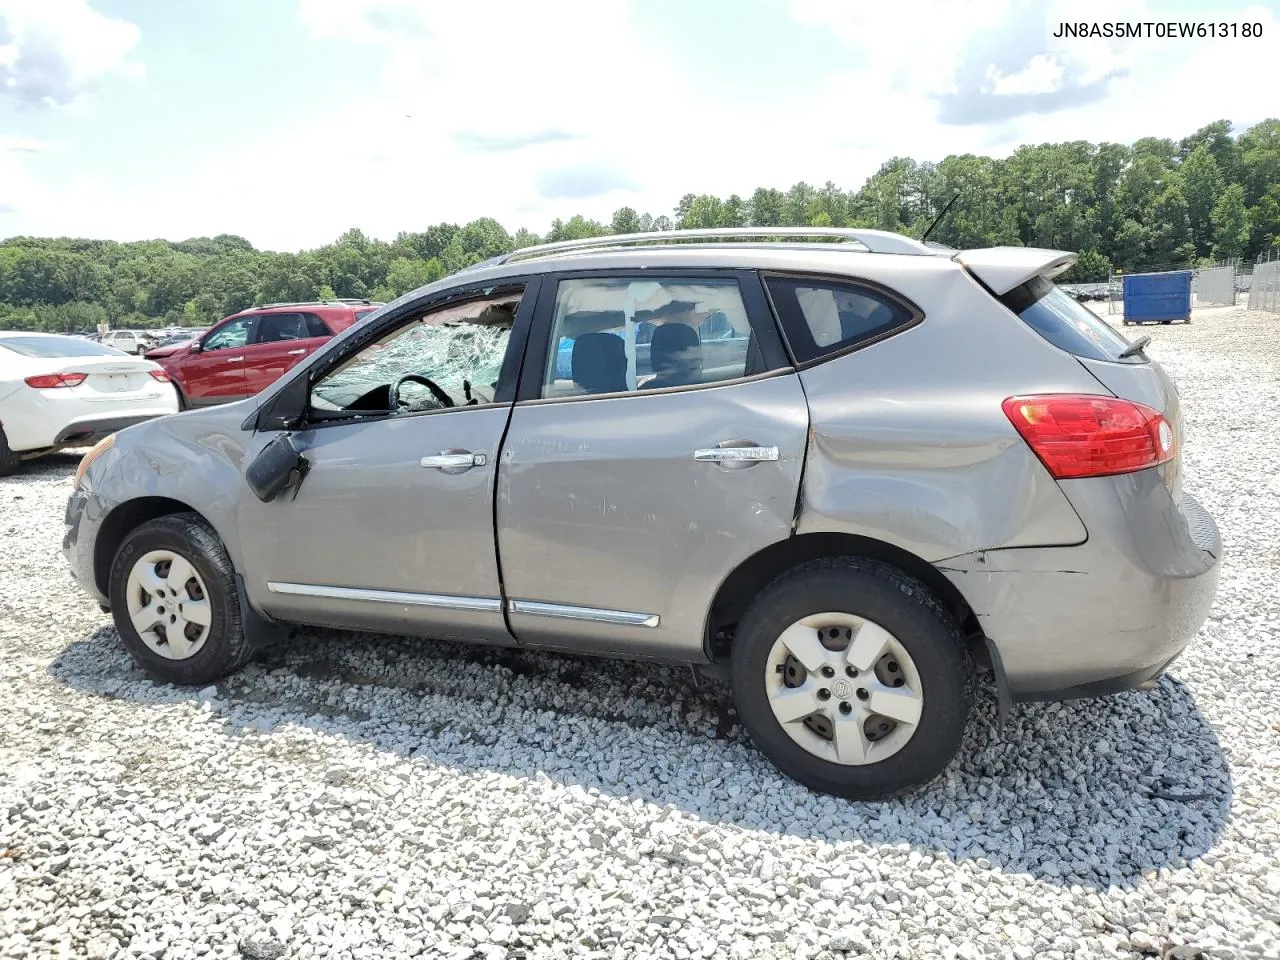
94, 497, 202, 596
704, 532, 984, 663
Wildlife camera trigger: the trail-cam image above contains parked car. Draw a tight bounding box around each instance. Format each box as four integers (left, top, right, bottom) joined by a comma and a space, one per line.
99, 330, 156, 355
151, 329, 204, 349
145, 301, 382, 408
63, 229, 1221, 799
0, 332, 178, 475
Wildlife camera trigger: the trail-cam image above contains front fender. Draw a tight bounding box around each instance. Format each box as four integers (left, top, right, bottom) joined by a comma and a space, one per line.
82, 405, 263, 575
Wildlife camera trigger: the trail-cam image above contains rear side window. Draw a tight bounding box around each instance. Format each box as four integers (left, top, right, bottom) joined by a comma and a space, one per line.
1002, 276, 1138, 363
765, 277, 917, 364
252, 312, 309, 344
304, 313, 330, 337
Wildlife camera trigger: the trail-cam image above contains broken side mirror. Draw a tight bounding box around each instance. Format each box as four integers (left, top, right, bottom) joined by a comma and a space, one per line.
245, 432, 310, 503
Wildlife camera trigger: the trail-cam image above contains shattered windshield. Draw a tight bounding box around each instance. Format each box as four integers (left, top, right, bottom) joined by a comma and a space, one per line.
311, 292, 520, 414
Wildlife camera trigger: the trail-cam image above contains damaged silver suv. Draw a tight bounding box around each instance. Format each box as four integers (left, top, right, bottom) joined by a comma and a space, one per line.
63, 228, 1221, 799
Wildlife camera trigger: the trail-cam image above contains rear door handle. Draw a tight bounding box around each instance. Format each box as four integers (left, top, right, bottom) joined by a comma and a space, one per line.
694, 443, 779, 466
420, 450, 487, 473
286, 348, 306, 356
225, 357, 245, 364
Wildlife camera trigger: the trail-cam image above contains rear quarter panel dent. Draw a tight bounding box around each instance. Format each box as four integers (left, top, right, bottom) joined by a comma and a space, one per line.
791, 261, 1109, 562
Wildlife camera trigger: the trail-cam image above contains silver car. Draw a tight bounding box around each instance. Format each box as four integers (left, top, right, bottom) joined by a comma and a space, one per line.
62, 228, 1221, 799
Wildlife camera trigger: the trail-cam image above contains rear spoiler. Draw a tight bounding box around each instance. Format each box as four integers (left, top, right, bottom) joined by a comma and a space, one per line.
954, 247, 1077, 297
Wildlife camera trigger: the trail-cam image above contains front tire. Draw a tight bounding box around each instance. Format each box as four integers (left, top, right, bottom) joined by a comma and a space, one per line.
108, 513, 253, 685
731, 559, 972, 800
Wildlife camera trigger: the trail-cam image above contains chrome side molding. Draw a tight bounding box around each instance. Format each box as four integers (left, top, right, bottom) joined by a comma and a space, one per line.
266, 582, 501, 612
507, 599, 660, 628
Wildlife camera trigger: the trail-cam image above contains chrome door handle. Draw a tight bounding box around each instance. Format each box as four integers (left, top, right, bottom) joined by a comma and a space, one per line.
694, 444, 779, 463
225, 357, 244, 364
286, 348, 306, 356
420, 451, 487, 471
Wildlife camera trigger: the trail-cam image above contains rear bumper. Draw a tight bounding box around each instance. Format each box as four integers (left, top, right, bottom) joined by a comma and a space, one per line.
941, 475, 1220, 701
3, 391, 177, 453
53, 414, 168, 447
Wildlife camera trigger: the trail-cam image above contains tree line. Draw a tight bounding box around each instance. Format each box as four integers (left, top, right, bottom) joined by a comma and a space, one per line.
2, 118, 1277, 333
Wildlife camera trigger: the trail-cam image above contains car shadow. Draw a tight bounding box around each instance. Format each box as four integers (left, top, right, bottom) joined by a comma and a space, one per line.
49, 623, 1232, 891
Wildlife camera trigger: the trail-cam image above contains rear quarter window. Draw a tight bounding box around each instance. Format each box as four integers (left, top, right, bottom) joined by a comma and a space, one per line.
1002, 275, 1140, 363
765, 276, 918, 365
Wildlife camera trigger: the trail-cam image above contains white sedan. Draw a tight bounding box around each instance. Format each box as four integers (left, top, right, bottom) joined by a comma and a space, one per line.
0, 332, 179, 475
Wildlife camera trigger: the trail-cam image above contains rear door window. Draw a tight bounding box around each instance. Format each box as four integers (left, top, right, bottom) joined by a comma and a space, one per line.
539, 277, 777, 398
252, 313, 309, 344
1002, 275, 1139, 363
765, 277, 918, 365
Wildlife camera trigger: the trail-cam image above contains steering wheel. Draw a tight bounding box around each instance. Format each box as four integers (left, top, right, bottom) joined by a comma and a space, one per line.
388, 373, 454, 411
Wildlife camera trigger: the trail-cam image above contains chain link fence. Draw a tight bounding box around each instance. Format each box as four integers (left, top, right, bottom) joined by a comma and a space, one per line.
1248, 248, 1280, 314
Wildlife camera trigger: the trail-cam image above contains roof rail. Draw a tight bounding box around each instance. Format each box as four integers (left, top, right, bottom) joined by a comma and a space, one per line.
489, 227, 937, 267
251, 299, 385, 311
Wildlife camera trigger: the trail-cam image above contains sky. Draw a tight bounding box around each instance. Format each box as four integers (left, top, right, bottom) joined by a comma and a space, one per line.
1, 0, 1278, 252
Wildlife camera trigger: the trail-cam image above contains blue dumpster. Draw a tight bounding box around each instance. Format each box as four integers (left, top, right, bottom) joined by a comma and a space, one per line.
1122, 271, 1192, 325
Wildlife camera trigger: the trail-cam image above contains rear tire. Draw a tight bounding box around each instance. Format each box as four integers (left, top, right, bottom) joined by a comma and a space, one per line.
108, 513, 253, 685
730, 558, 972, 800
0, 427, 20, 477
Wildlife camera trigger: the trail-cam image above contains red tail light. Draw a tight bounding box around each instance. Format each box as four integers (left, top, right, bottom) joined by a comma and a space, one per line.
25, 373, 87, 389
149, 370, 171, 382
1002, 394, 1175, 480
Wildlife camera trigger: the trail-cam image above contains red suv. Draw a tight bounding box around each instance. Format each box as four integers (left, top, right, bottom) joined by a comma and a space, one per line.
146, 300, 382, 407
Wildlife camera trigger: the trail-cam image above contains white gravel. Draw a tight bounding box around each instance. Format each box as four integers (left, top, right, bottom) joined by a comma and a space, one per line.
2, 306, 1279, 960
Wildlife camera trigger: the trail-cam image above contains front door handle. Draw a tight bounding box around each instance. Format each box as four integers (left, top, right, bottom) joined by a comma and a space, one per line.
286, 348, 306, 356
420, 450, 487, 473
694, 442, 779, 467
225, 357, 245, 364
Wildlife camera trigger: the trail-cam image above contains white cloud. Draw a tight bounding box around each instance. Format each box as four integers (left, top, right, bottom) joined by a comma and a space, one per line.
4, 0, 1279, 248
0, 0, 144, 108
985, 54, 1065, 96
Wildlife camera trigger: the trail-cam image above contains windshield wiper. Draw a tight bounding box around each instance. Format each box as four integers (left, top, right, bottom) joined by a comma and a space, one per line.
1119, 335, 1151, 359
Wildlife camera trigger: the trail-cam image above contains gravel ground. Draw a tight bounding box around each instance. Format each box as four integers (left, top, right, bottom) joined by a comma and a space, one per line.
2, 307, 1278, 960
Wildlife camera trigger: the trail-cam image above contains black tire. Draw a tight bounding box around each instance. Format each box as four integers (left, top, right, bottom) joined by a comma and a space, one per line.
730, 558, 972, 800
0, 427, 19, 477
108, 513, 253, 685
171, 382, 188, 411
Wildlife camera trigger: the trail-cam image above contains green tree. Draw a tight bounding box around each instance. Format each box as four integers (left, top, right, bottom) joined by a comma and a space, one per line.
1062, 248, 1112, 282
545, 215, 607, 243
1238, 118, 1280, 210
1146, 182, 1195, 268
610, 207, 641, 234
721, 194, 748, 227
748, 188, 785, 226
1210, 183, 1249, 260
511, 228, 541, 249
677, 195, 724, 229
1181, 144, 1224, 256
1248, 185, 1280, 252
